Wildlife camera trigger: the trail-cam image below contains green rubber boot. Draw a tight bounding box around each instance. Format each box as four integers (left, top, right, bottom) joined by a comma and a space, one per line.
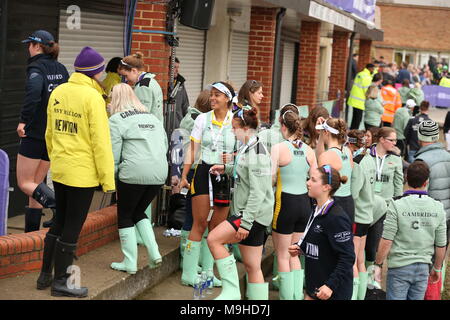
179, 230, 190, 269
111, 227, 138, 274
199, 230, 222, 287
351, 278, 359, 300
214, 255, 241, 300
181, 240, 201, 286
272, 253, 279, 291
292, 269, 305, 300
136, 205, 153, 245
358, 272, 368, 300
232, 243, 242, 262
278, 271, 294, 300
441, 259, 447, 293
247, 282, 269, 300
135, 219, 162, 269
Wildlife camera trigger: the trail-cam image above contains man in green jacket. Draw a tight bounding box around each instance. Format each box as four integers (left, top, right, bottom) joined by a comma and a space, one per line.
373, 161, 447, 300
393, 99, 414, 157
348, 63, 375, 130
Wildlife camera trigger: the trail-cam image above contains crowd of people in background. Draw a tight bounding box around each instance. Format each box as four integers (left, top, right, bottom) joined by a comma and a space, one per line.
14, 29, 450, 300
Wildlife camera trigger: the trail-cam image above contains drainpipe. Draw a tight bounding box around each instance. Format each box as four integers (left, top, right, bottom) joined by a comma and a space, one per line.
270, 7, 286, 123
344, 31, 356, 123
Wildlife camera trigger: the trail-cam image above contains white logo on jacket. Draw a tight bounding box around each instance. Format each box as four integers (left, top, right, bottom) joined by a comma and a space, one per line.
334, 231, 352, 243
305, 242, 319, 259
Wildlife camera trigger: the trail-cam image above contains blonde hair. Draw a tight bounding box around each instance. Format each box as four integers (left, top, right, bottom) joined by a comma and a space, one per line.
366, 84, 379, 99
109, 83, 147, 115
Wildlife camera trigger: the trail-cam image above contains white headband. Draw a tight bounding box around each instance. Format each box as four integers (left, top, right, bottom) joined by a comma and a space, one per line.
315, 119, 339, 135
209, 82, 233, 101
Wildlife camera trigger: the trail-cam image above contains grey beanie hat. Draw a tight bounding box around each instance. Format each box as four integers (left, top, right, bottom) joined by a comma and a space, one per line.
418, 120, 439, 143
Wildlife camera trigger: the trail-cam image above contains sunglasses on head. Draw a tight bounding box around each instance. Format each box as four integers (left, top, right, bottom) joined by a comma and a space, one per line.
322, 165, 332, 185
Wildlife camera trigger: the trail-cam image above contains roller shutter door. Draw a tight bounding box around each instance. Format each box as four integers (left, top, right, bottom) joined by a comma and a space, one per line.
228, 31, 249, 91
58, 1, 124, 77
175, 24, 206, 105
280, 42, 296, 106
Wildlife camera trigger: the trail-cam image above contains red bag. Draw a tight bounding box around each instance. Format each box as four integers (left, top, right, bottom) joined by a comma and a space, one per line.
424, 276, 442, 300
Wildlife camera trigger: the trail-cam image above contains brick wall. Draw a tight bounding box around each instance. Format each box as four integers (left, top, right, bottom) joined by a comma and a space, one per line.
328, 30, 350, 107
247, 7, 277, 122
132, 2, 171, 98
0, 206, 118, 279
296, 21, 321, 110
374, 4, 450, 53
358, 39, 372, 72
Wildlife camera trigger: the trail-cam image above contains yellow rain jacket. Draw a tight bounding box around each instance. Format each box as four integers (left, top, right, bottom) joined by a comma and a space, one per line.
45, 72, 115, 192
347, 68, 373, 110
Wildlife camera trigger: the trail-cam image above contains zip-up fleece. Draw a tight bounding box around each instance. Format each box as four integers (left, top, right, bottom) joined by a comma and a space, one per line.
46, 72, 115, 192
300, 202, 355, 300
134, 72, 163, 122
224, 137, 274, 231
109, 109, 168, 185
382, 191, 447, 268
351, 152, 376, 224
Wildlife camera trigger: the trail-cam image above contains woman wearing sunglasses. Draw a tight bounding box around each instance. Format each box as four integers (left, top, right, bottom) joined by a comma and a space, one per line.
288, 165, 355, 300
178, 82, 236, 287
207, 107, 274, 300
270, 108, 317, 300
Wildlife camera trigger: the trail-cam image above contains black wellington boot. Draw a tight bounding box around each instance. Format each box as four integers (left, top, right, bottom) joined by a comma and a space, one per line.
51, 239, 88, 298
24, 206, 43, 233
32, 183, 56, 209
36, 233, 58, 290
42, 209, 56, 228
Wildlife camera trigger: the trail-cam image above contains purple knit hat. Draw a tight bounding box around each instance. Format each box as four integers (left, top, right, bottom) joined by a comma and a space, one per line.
74, 47, 105, 77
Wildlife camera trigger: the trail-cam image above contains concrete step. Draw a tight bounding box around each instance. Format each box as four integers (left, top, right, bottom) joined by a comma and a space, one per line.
0, 226, 180, 300
137, 238, 275, 300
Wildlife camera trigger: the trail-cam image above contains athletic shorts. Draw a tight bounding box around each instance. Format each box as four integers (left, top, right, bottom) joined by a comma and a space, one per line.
334, 196, 355, 224
353, 223, 370, 237
272, 192, 312, 234
228, 214, 266, 247
190, 162, 231, 207
18, 137, 49, 161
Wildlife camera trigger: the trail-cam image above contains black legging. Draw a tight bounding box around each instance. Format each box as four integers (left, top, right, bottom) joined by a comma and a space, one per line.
117, 180, 162, 229
49, 181, 95, 244
350, 107, 363, 130
365, 214, 386, 262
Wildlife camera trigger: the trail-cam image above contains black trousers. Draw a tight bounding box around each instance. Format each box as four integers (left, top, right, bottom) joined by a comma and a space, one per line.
350, 107, 363, 130
117, 180, 162, 229
396, 139, 407, 158
365, 214, 386, 262
49, 181, 95, 244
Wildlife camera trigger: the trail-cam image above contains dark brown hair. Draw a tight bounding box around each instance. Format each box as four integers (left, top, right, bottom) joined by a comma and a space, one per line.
402, 79, 410, 87
325, 117, 348, 145
31, 41, 60, 60
318, 166, 348, 197
194, 90, 211, 113
233, 106, 259, 130
279, 106, 303, 145
367, 127, 380, 145
347, 129, 366, 149
118, 51, 145, 71
238, 80, 262, 106
420, 100, 430, 111
407, 161, 430, 188
304, 106, 330, 149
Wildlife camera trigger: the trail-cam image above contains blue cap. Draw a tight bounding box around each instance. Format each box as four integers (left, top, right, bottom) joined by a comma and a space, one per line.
22, 30, 54, 46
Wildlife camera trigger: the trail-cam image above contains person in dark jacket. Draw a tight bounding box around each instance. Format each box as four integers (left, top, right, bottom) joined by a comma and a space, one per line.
172, 57, 190, 130
289, 165, 355, 300
396, 62, 412, 84
404, 101, 431, 163
17, 30, 69, 232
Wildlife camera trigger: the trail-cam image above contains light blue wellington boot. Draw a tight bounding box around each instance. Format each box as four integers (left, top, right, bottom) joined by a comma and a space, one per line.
135, 218, 162, 269
199, 230, 222, 287
351, 277, 360, 300
111, 227, 138, 274
247, 282, 269, 300
292, 269, 305, 300
214, 255, 241, 300
358, 272, 368, 300
278, 271, 294, 300
181, 240, 201, 286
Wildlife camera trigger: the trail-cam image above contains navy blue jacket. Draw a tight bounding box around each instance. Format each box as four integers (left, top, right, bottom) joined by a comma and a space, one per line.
300, 201, 355, 300
20, 54, 69, 140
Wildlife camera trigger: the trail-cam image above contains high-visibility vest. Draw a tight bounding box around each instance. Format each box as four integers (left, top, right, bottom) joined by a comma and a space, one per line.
347, 68, 373, 110
381, 85, 402, 124
439, 76, 450, 88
